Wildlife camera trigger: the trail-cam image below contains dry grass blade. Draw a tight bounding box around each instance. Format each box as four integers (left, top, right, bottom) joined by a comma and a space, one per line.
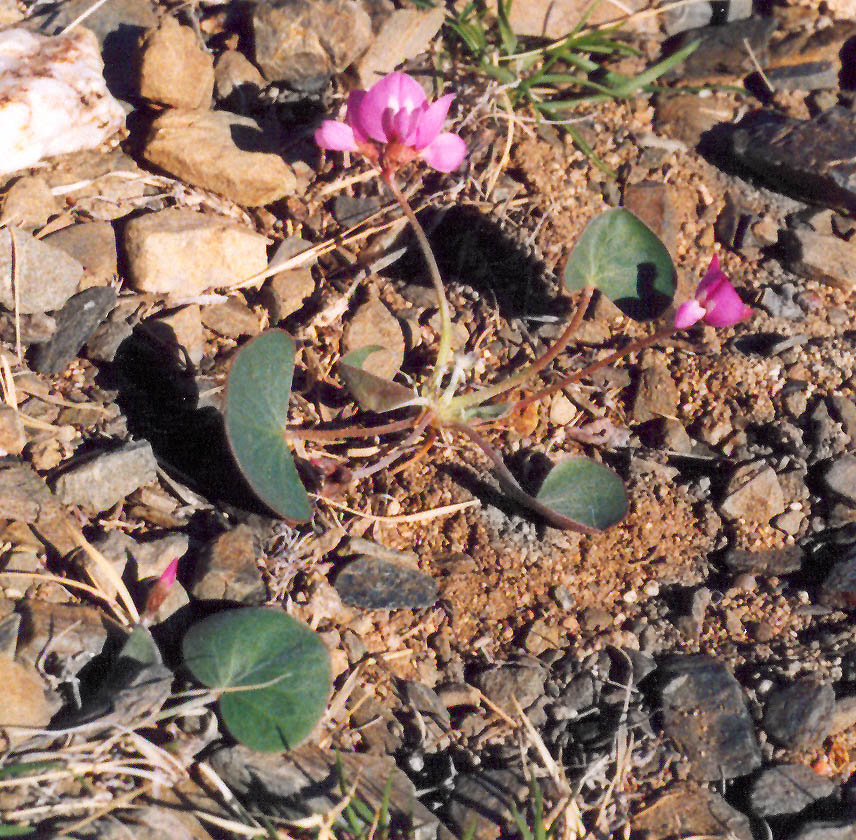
314, 497, 478, 524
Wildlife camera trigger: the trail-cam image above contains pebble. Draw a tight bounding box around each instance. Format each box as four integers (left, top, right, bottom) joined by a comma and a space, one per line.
719, 462, 785, 524
658, 654, 761, 780
214, 49, 266, 107
0, 656, 58, 742
828, 396, 856, 442
53, 439, 158, 513
146, 305, 205, 367
780, 228, 856, 289
823, 455, 856, 506
31, 286, 117, 374
447, 767, 528, 840
474, 664, 546, 716
342, 296, 405, 380
819, 550, 856, 609
631, 358, 680, 424
44, 221, 118, 289
190, 525, 266, 604
260, 268, 316, 322
749, 764, 836, 818
137, 16, 214, 109
0, 405, 25, 456
201, 297, 260, 339
143, 109, 297, 207
763, 680, 835, 749
124, 208, 269, 296
759, 284, 804, 320
0, 175, 59, 228
252, 0, 372, 89
0, 227, 83, 314
335, 556, 438, 610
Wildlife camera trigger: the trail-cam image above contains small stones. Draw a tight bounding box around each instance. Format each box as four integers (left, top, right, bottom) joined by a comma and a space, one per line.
763, 680, 835, 749
474, 664, 546, 715
53, 440, 158, 513
124, 208, 269, 295
342, 296, 405, 380
0, 228, 83, 314
749, 764, 835, 818
190, 525, 266, 604
142, 109, 297, 207
719, 462, 785, 524
251, 0, 372, 89
137, 16, 214, 109
335, 556, 438, 610
658, 654, 761, 780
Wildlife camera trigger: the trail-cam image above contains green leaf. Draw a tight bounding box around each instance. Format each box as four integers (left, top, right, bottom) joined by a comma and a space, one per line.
0, 826, 35, 837
183, 607, 331, 752
536, 457, 627, 531
339, 347, 416, 413
563, 208, 676, 320
225, 330, 311, 524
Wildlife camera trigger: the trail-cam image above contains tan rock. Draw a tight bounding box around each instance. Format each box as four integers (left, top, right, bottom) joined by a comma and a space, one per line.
214, 49, 265, 101
343, 296, 405, 381
261, 268, 315, 322
487, 0, 656, 38
138, 16, 215, 109
0, 175, 59, 229
719, 463, 785, 524
143, 109, 297, 207
0, 657, 55, 737
147, 304, 205, 366
124, 208, 269, 295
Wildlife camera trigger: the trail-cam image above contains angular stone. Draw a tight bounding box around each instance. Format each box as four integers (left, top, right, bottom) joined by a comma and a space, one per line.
0, 228, 83, 314
31, 286, 117, 374
487, 0, 657, 37
634, 784, 753, 840
260, 268, 315, 322
124, 208, 269, 295
138, 16, 214, 109
658, 655, 761, 781
749, 764, 835, 818
763, 680, 835, 749
727, 107, 856, 214
0, 657, 57, 735
824, 455, 856, 504
53, 439, 158, 513
819, 549, 856, 608
654, 92, 736, 149
779, 228, 856, 289
143, 109, 297, 207
0, 175, 59, 229
201, 296, 260, 338
214, 49, 266, 105
632, 359, 679, 424
661, 0, 752, 35
765, 20, 856, 91
342, 296, 405, 380
474, 664, 546, 715
335, 556, 438, 610
357, 6, 445, 87
791, 823, 856, 840
0, 406, 25, 456
146, 304, 205, 366
44, 221, 118, 289
190, 525, 266, 604
252, 0, 372, 89
719, 462, 785, 524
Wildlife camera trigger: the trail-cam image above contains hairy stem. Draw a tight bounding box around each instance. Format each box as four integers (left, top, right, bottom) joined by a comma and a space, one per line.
514, 325, 677, 410
286, 415, 420, 443
452, 286, 595, 412
384, 173, 453, 386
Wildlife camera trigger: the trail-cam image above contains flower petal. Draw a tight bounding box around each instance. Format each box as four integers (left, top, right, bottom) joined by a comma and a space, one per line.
315, 120, 358, 151
412, 93, 455, 149
421, 131, 467, 172
359, 72, 427, 143
346, 90, 369, 143
703, 282, 753, 327
391, 106, 420, 144
674, 298, 706, 330
695, 254, 727, 300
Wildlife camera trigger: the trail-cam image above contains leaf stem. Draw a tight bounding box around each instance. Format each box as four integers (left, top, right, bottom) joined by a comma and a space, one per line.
514, 325, 676, 410
383, 172, 453, 388
286, 415, 419, 442
451, 286, 595, 412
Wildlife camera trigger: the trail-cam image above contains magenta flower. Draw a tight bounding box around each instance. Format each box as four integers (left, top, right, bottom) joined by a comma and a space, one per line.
674, 255, 753, 330
315, 72, 466, 174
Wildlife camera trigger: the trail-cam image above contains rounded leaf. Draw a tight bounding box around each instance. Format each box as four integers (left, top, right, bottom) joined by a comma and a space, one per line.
536, 457, 627, 531
225, 330, 311, 524
563, 208, 676, 321
183, 607, 331, 752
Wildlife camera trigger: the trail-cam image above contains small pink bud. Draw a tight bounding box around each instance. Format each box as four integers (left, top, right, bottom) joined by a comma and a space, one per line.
675, 255, 753, 330
142, 558, 179, 623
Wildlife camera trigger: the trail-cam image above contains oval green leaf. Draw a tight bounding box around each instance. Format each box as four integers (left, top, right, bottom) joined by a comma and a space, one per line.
225, 330, 311, 524
183, 607, 331, 752
536, 457, 627, 531
340, 347, 415, 413
563, 208, 676, 321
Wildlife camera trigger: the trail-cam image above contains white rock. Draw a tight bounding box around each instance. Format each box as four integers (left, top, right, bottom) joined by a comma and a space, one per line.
0, 28, 125, 176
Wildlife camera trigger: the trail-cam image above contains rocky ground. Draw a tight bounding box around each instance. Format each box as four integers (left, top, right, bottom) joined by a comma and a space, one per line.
3, 0, 856, 837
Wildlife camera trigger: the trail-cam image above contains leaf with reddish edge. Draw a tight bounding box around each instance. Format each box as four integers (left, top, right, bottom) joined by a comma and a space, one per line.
339, 346, 416, 413
563, 208, 676, 321
536, 457, 627, 531
225, 330, 311, 524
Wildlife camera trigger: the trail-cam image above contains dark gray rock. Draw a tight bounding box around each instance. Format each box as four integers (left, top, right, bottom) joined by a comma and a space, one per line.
749, 763, 836, 817
758, 284, 804, 320
446, 768, 528, 840
824, 455, 856, 505
727, 107, 856, 213
791, 822, 856, 840
332, 195, 381, 227
475, 664, 546, 716
763, 680, 835, 749
86, 317, 133, 363
44, 221, 117, 289
335, 556, 438, 610
819, 549, 856, 609
828, 396, 856, 444
658, 654, 761, 780
32, 286, 117, 374
779, 228, 856, 289
810, 400, 850, 463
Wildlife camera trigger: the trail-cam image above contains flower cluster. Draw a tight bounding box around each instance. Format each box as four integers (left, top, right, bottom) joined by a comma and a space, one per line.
675, 255, 753, 330
315, 72, 467, 175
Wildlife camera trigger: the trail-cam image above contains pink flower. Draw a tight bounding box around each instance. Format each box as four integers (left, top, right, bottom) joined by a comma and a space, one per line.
315, 72, 466, 174
674, 255, 753, 330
